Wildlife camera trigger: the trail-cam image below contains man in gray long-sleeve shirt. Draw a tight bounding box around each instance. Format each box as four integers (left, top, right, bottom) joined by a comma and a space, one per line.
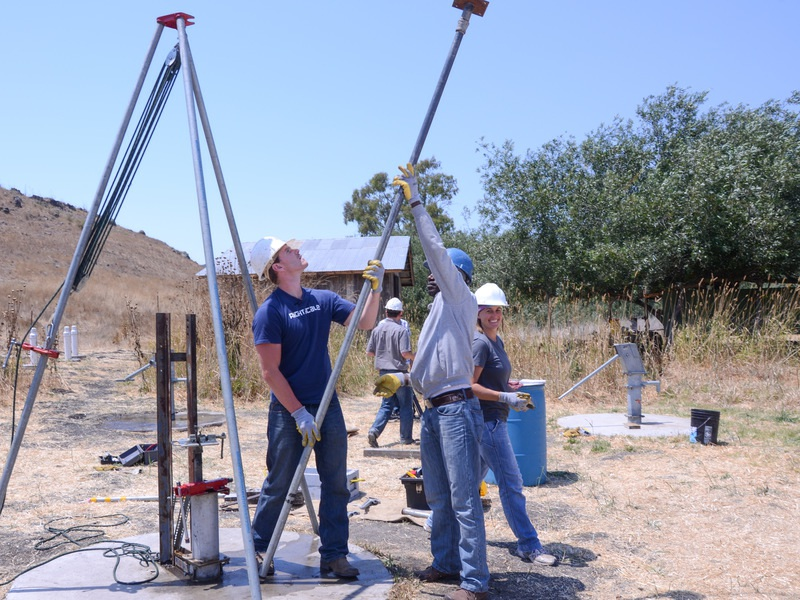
380, 163, 488, 600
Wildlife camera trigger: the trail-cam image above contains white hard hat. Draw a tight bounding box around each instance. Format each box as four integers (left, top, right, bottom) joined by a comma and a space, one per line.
475, 283, 508, 307
249, 237, 300, 281
386, 297, 403, 311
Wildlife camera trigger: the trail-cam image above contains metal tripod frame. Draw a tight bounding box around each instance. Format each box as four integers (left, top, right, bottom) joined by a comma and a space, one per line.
0, 13, 264, 599
258, 0, 489, 579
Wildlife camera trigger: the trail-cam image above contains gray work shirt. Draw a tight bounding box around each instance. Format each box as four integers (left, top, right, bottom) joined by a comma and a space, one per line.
367, 317, 411, 371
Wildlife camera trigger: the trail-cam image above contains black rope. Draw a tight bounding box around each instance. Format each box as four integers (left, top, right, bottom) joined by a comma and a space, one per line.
73, 45, 182, 291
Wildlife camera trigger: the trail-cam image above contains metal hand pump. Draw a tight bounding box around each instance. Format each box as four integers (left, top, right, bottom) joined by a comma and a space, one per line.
259, 0, 490, 578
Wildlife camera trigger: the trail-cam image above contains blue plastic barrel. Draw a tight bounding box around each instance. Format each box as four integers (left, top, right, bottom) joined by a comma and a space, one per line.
485, 379, 548, 486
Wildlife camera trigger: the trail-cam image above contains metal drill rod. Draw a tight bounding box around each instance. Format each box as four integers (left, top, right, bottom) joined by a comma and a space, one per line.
186, 56, 258, 314
0, 22, 166, 515
259, 2, 484, 578
174, 17, 261, 600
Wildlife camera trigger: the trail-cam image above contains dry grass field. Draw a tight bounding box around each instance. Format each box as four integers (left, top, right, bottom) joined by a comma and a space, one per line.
0, 344, 798, 600
1, 185, 800, 599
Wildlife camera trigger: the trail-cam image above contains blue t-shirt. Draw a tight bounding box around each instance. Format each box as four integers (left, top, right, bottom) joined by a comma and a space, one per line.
473, 331, 512, 422
252, 287, 354, 405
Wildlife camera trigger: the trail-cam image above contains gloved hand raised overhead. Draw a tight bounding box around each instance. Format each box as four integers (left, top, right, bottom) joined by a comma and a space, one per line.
392, 163, 420, 204
362, 260, 385, 292
291, 406, 321, 447
373, 373, 407, 397
499, 391, 533, 412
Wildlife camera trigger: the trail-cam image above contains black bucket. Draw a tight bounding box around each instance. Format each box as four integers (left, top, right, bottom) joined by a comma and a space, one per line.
690, 409, 720, 445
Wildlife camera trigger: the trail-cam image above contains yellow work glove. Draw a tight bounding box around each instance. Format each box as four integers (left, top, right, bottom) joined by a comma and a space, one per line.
291, 406, 321, 447
499, 391, 533, 412
362, 260, 385, 292
373, 373, 404, 397
392, 163, 420, 204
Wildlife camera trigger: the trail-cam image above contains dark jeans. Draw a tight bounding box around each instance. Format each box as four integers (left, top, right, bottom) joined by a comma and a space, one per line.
251, 400, 350, 561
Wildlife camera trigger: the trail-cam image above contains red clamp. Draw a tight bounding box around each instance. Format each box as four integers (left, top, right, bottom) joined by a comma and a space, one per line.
21, 342, 60, 359
174, 477, 232, 497
157, 13, 195, 29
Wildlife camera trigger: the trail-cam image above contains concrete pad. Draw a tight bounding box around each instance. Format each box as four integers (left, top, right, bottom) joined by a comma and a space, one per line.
8, 528, 393, 599
557, 413, 692, 438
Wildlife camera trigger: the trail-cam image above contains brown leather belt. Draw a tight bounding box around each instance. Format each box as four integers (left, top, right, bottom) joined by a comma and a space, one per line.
426, 388, 474, 408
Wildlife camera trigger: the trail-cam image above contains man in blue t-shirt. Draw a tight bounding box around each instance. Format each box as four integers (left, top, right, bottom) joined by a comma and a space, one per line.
250, 237, 382, 579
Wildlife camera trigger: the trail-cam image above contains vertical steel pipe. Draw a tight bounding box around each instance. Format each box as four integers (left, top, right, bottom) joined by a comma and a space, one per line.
175, 17, 262, 600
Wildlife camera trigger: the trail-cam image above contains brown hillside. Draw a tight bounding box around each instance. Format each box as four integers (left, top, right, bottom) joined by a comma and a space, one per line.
0, 185, 203, 349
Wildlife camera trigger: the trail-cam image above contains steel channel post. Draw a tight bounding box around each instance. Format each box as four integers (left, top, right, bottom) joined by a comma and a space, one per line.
0, 22, 166, 515
174, 18, 262, 600
259, 2, 482, 577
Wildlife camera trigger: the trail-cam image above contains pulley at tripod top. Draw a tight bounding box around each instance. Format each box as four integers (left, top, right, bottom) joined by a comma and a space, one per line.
453, 0, 490, 17
156, 12, 195, 29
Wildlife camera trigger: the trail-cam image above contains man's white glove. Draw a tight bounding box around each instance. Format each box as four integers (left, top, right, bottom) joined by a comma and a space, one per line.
373, 372, 407, 397
362, 260, 385, 293
392, 163, 421, 205
499, 391, 533, 412
291, 406, 321, 447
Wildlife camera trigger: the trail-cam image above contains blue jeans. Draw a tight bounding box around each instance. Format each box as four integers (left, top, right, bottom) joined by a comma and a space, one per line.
251, 400, 350, 562
369, 369, 414, 441
420, 394, 489, 594
480, 419, 543, 553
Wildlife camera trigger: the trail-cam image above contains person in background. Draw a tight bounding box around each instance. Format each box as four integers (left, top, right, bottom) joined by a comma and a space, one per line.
249, 236, 383, 579
374, 164, 488, 600
366, 297, 416, 447
471, 282, 557, 567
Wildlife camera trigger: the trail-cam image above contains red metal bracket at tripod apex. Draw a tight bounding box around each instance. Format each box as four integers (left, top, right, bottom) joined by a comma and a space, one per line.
20, 342, 60, 359
452, 0, 489, 17
174, 477, 232, 497
157, 13, 195, 29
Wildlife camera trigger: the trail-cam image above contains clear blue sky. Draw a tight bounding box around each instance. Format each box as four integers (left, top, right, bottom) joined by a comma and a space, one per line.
2, 1, 798, 264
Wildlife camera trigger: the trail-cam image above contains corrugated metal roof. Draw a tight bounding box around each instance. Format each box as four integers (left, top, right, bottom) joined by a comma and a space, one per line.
302, 236, 410, 273
196, 236, 411, 277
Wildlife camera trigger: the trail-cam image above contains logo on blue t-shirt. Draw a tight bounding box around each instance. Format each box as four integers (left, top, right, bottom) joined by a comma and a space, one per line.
288, 304, 321, 319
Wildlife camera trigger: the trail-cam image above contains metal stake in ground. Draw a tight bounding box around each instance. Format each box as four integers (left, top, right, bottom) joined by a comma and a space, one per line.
258, 0, 490, 579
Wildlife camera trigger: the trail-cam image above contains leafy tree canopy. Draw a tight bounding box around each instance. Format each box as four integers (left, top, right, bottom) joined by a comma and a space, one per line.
477, 86, 800, 301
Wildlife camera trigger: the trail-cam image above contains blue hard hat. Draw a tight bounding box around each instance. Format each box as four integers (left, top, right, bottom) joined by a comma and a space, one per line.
423, 247, 473, 285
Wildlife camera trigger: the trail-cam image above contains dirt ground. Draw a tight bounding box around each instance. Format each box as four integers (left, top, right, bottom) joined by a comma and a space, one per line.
1, 349, 799, 599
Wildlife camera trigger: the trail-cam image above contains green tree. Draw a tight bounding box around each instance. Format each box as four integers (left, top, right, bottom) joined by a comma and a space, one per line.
343, 157, 457, 236
477, 86, 800, 305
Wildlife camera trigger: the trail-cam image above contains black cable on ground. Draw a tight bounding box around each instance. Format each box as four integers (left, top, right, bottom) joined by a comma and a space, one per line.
0, 513, 160, 587
34, 513, 131, 551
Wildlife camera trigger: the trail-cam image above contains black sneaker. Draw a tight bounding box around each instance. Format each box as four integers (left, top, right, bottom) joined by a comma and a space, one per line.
255, 552, 275, 579
367, 430, 379, 448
